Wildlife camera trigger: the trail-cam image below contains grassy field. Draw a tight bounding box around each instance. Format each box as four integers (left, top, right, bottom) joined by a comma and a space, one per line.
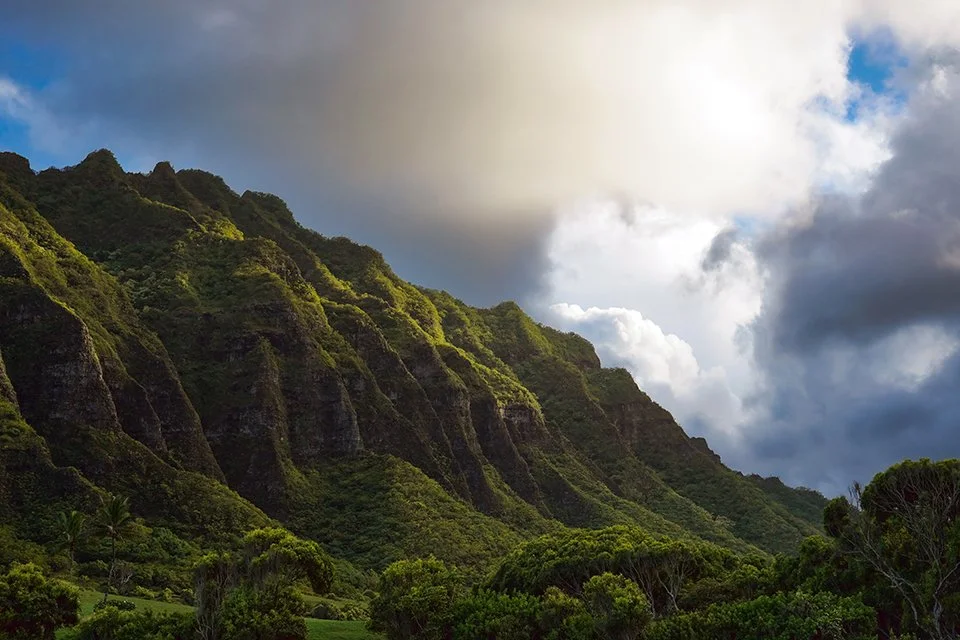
306, 618, 380, 639
77, 589, 193, 616
66, 589, 382, 639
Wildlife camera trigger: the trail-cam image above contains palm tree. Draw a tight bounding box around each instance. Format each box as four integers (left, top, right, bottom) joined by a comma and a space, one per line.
56, 510, 86, 576
95, 495, 132, 601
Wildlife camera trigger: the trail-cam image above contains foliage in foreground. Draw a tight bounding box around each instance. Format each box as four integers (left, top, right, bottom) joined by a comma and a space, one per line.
1, 527, 335, 640
369, 458, 960, 640
645, 591, 874, 640
0, 562, 79, 639
63, 605, 194, 640
5, 457, 960, 640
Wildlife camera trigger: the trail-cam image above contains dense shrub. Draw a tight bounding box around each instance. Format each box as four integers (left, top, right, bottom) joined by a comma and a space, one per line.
453, 590, 543, 640
369, 557, 464, 640
308, 598, 368, 621
0, 562, 79, 640
63, 605, 194, 640
581, 573, 651, 640
646, 591, 874, 640
94, 598, 136, 612
219, 585, 307, 640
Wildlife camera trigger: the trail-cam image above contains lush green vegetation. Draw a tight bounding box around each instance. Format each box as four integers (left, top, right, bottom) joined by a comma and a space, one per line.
364, 459, 960, 639
2, 523, 362, 640
63, 590, 380, 640
305, 619, 380, 640
7, 455, 953, 639
16, 149, 945, 638
0, 563, 79, 639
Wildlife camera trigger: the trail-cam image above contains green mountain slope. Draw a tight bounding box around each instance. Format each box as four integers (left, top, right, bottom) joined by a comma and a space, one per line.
0, 150, 825, 573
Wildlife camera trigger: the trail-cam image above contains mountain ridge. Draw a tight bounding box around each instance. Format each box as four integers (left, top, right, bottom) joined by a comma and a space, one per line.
0, 149, 825, 572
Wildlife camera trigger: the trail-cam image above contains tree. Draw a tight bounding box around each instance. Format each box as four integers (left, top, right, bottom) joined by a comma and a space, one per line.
369, 557, 464, 640
581, 573, 652, 640
94, 495, 132, 602
825, 459, 960, 640
488, 525, 718, 615
629, 540, 703, 617
538, 587, 592, 640
0, 562, 80, 640
239, 527, 333, 595
453, 590, 543, 640
192, 528, 335, 640
56, 510, 86, 577
219, 584, 307, 640
70, 604, 194, 640
195, 552, 237, 640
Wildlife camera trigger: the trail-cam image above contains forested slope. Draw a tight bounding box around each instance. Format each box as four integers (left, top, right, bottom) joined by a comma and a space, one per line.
0, 150, 825, 574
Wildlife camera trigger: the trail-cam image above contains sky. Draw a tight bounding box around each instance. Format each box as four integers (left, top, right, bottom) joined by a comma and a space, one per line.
2, 1, 960, 495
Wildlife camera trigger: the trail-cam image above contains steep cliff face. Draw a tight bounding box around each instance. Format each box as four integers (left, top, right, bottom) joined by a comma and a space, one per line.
0, 352, 100, 543
0, 349, 14, 404
0, 170, 269, 546
0, 150, 826, 570
586, 368, 821, 547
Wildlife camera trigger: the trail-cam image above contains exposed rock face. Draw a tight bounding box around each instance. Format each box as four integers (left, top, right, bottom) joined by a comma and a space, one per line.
0, 149, 827, 564
102, 358, 170, 456
0, 349, 16, 406
0, 309, 100, 539
120, 339, 225, 479
0, 285, 123, 474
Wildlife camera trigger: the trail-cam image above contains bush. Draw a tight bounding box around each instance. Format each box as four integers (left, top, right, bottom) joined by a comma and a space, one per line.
646, 591, 874, 640
581, 573, 651, 640
0, 562, 79, 640
64, 605, 194, 640
538, 587, 593, 640
369, 557, 464, 640
134, 585, 157, 599
453, 590, 543, 640
220, 585, 307, 640
309, 599, 369, 621
94, 598, 136, 612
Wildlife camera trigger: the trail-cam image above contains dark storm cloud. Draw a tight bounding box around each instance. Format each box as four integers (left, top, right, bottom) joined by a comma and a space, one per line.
757, 74, 960, 351
740, 345, 960, 493
760, 199, 960, 351
738, 66, 960, 494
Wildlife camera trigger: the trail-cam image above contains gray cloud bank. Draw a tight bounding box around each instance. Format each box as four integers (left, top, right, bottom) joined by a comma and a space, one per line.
3, 0, 918, 302
737, 66, 960, 493
2, 0, 566, 303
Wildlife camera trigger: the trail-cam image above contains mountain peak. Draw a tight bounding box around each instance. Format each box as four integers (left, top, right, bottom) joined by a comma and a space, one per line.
0, 152, 32, 179
151, 160, 177, 179
78, 148, 124, 174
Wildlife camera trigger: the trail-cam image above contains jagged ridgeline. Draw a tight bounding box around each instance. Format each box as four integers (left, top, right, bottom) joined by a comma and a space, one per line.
0, 149, 824, 572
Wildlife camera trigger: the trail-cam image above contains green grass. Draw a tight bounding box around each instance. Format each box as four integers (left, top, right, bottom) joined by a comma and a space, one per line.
306, 618, 381, 640
67, 589, 383, 639
77, 589, 193, 616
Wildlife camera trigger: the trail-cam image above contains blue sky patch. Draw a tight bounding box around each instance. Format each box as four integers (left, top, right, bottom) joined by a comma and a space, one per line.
845, 32, 909, 121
